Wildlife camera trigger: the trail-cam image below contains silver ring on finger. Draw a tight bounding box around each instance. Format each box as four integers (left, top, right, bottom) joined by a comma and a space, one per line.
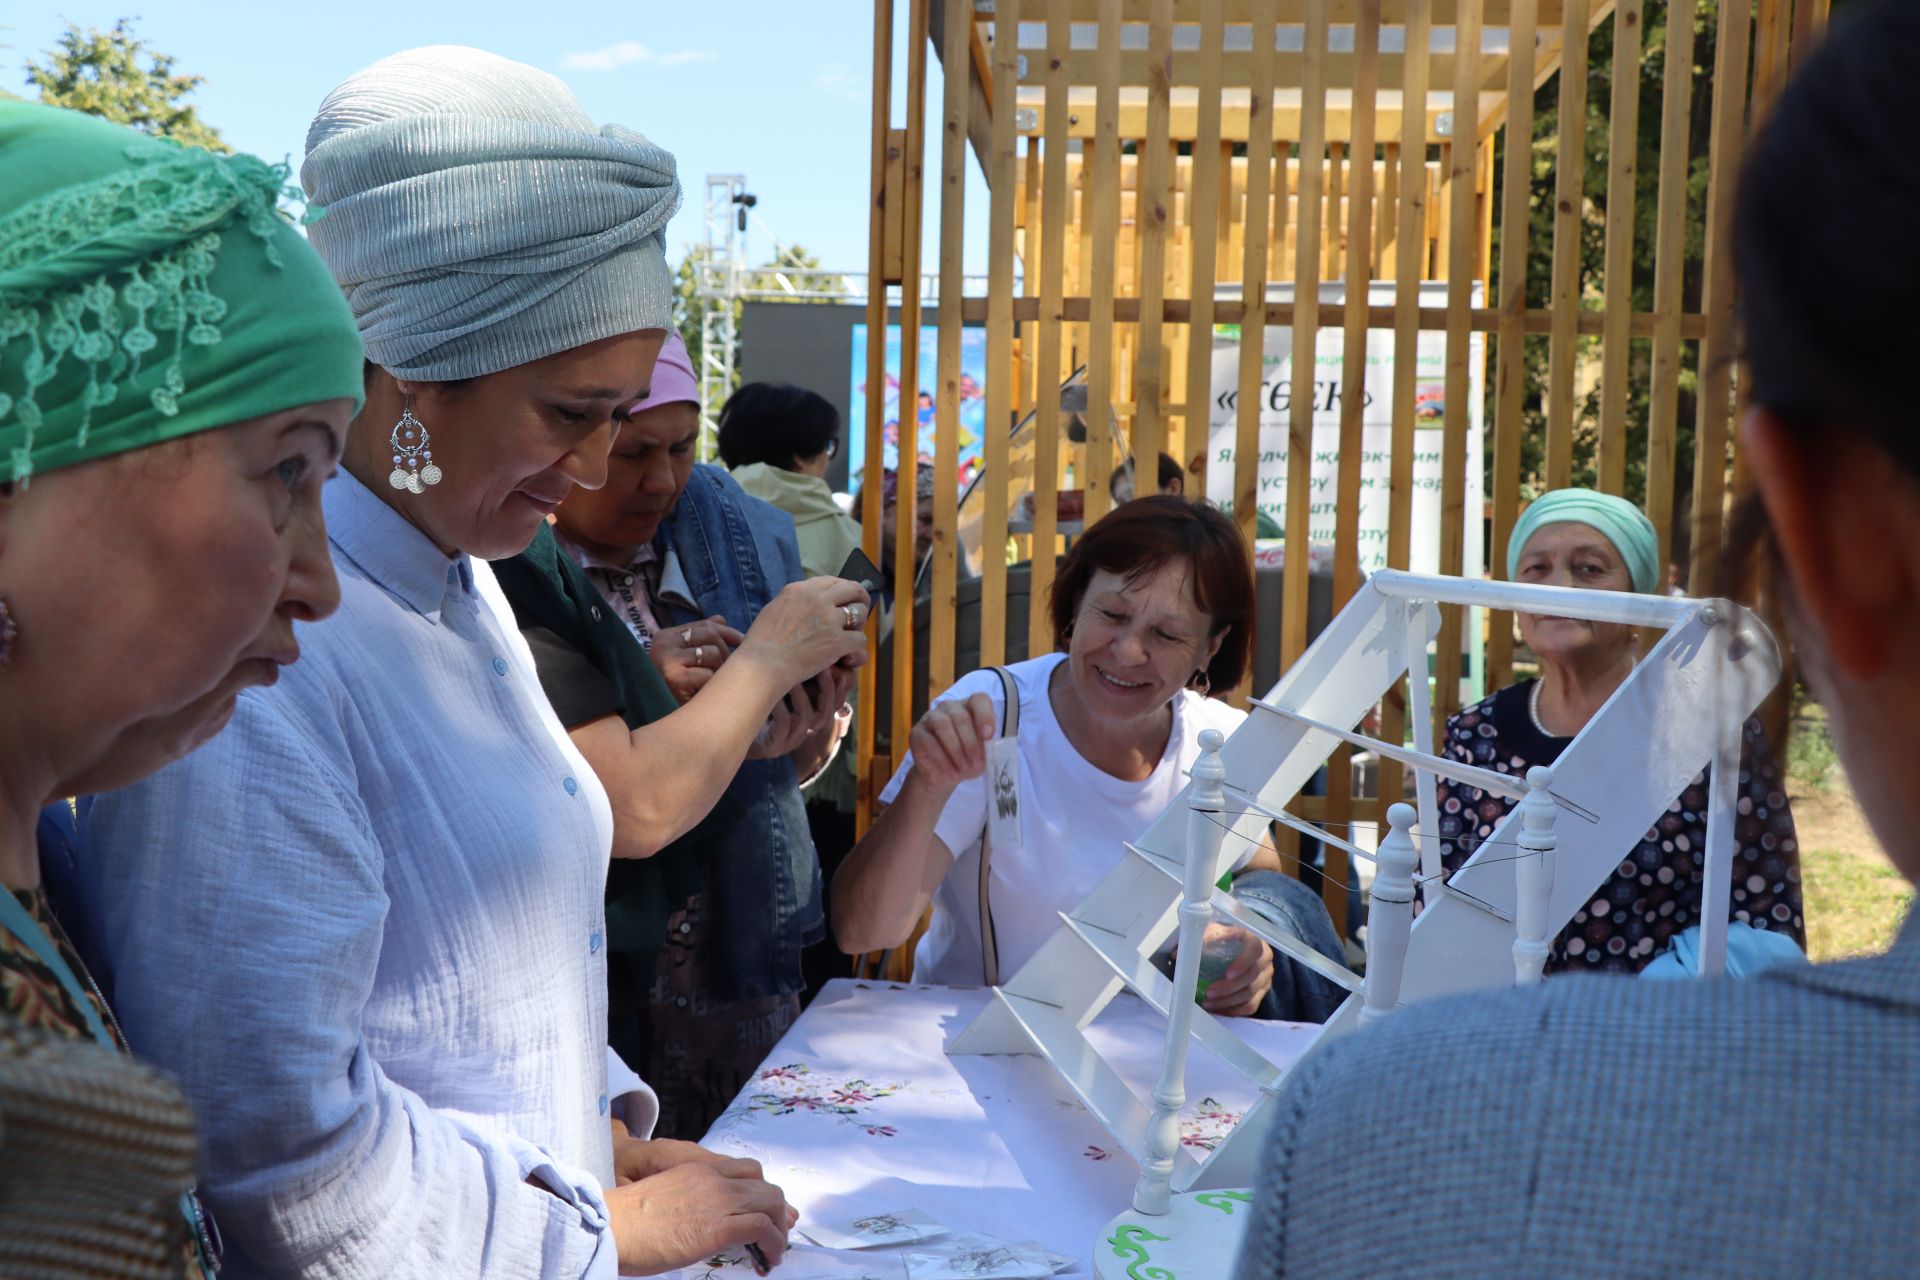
681, 628, 693, 645
694, 645, 705, 664
842, 604, 861, 631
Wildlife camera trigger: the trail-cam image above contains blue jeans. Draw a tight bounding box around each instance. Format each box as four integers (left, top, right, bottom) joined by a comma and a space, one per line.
1230, 870, 1351, 1024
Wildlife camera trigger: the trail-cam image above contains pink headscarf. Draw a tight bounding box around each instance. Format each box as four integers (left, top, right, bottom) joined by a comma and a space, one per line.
629, 329, 698, 414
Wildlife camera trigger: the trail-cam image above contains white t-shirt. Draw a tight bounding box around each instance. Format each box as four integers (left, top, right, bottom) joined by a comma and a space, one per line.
878, 653, 1248, 985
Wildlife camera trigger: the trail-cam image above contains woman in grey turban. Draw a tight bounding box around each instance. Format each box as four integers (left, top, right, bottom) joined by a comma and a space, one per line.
75, 46, 866, 1278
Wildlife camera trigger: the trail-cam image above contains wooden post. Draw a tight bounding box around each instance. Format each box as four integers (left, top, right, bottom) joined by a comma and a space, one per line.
1489, 0, 1539, 692
1438, 0, 1483, 739
1134, 0, 1174, 475
1084, 0, 1124, 527
891, 0, 931, 764
1384, 0, 1431, 831
1233, 0, 1280, 594
1645, 0, 1697, 584
856, 0, 895, 836
1688, 0, 1753, 595
1545, 0, 1591, 490
1182, 0, 1227, 502
1133, 728, 1228, 1215
1596, 0, 1644, 497
930, 0, 970, 698
981, 0, 1022, 668
1327, 0, 1382, 936
1512, 765, 1557, 985
1360, 801, 1419, 1028
1029, 6, 1071, 663
1284, 0, 1330, 683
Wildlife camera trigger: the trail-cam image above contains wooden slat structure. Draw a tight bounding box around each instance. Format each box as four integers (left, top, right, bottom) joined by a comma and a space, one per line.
866, 0, 1832, 925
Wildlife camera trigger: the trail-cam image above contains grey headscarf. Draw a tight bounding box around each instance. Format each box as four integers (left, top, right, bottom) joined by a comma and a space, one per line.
301, 45, 680, 381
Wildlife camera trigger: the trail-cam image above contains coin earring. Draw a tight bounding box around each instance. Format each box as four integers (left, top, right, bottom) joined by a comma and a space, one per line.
0, 598, 16, 670
388, 395, 442, 494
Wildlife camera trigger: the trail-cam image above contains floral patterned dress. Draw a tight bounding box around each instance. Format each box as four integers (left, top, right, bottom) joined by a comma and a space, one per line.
1, 884, 202, 1277
1435, 681, 1805, 974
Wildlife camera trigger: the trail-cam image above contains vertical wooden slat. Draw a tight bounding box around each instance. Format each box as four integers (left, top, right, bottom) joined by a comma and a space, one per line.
1437, 0, 1482, 741
1645, 0, 1696, 583
929, 0, 969, 697
856, 0, 895, 836
1595, 0, 1643, 497
1327, 0, 1382, 936
1326, 141, 1345, 282
1182, 0, 1227, 505
1084, 0, 1124, 527
1544, 0, 1591, 489
890, 0, 931, 764
1488, 0, 1538, 692
1383, 0, 1431, 826
1134, 0, 1175, 475
1377, 140, 1399, 276
980, 0, 1022, 669
1687, 0, 1752, 596
1028, 6, 1071, 663
1283, 0, 1330, 679
1233, 0, 1280, 594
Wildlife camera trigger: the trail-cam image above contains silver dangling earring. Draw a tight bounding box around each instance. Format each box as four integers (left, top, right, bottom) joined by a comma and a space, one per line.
1190, 669, 1211, 697
0, 598, 16, 670
388, 395, 442, 494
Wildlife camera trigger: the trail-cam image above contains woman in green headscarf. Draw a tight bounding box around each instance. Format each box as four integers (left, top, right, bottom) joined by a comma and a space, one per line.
1433, 488, 1805, 977
0, 100, 364, 1277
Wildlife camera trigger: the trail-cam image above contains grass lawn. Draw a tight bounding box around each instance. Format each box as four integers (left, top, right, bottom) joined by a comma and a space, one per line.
1786, 699, 1912, 962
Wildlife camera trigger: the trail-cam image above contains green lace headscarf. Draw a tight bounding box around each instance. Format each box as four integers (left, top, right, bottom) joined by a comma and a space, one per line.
0, 102, 365, 485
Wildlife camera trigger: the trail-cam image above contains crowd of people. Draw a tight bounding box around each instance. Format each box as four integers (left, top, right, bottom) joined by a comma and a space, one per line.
0, 3, 1915, 1277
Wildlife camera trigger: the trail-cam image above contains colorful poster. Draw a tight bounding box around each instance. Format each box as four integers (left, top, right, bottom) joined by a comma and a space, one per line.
850, 324, 987, 489
1202, 281, 1486, 582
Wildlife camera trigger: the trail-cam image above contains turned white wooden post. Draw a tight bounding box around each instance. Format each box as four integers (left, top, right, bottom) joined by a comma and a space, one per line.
1512, 765, 1557, 985
1133, 729, 1228, 1215
1360, 802, 1419, 1028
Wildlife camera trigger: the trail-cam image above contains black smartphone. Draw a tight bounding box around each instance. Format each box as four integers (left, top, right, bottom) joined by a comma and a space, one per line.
837, 545, 883, 593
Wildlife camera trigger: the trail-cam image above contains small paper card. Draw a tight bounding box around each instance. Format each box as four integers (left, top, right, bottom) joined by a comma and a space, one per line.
984, 735, 1021, 853
799, 1210, 951, 1251
901, 1235, 1054, 1280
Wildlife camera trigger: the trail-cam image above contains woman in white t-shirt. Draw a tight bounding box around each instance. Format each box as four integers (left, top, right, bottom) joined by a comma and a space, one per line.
833, 497, 1289, 1016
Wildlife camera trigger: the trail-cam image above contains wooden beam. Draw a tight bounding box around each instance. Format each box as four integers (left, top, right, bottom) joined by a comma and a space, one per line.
1644, 0, 1695, 582
1595, 0, 1643, 495
1437, 0, 1482, 741
1543, 0, 1589, 490
1284, 0, 1331, 681
1034, 48, 1514, 97
1013, 88, 1492, 144
858, 0, 896, 834
1182, 0, 1228, 501
1134, 0, 1175, 473
1029, 6, 1072, 663
930, 0, 970, 697
1085, 0, 1125, 527
981, 0, 1022, 668
1233, 0, 1279, 692
956, 294, 1708, 338
890, 0, 932, 766
1489, 0, 1536, 692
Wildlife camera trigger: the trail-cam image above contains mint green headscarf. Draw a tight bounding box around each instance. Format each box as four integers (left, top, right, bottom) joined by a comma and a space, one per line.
1507, 488, 1660, 594
0, 102, 365, 485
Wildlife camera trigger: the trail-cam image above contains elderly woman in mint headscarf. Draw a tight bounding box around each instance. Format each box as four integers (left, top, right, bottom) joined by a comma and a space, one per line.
73, 46, 862, 1280
0, 101, 362, 1277
1434, 488, 1805, 977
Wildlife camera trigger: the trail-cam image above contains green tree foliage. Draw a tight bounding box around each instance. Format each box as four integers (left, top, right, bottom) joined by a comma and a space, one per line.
27, 19, 227, 152
1489, 0, 1726, 551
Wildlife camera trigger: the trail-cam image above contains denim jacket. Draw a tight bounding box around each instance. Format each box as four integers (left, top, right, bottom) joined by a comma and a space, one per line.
651, 464, 824, 1001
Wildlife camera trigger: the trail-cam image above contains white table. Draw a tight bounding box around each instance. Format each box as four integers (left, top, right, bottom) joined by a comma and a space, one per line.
681, 980, 1316, 1279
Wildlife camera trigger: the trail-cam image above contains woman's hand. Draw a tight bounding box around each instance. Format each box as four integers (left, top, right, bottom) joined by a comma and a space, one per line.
614, 1134, 731, 1186
650, 615, 745, 705
749, 664, 854, 762
734, 577, 873, 691
1196, 923, 1274, 1018
607, 1158, 796, 1275
901, 691, 999, 800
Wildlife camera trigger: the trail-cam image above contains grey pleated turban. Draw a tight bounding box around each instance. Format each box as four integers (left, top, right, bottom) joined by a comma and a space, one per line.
301, 45, 681, 381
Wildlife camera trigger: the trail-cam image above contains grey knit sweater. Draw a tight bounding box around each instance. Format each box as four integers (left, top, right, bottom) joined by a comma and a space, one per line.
1234, 912, 1920, 1278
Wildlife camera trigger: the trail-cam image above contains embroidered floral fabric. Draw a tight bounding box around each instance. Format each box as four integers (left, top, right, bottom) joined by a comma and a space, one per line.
1435, 681, 1806, 973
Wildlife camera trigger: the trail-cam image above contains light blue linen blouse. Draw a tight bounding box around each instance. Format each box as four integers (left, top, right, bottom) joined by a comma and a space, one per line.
73, 470, 633, 1280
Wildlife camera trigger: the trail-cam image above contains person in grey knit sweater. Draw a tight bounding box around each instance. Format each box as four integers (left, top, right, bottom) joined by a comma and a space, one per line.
1235, 3, 1920, 1276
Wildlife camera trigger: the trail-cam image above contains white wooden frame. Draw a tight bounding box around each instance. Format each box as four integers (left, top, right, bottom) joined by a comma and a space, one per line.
948, 572, 1781, 1194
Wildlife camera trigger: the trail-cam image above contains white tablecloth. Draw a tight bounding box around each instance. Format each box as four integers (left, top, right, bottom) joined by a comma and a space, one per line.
682, 980, 1316, 1279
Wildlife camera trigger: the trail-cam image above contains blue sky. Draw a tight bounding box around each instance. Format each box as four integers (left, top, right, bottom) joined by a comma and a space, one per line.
5, 2, 991, 276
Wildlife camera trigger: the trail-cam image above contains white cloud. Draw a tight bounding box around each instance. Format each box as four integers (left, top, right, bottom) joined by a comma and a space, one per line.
813, 61, 864, 101
561, 41, 715, 72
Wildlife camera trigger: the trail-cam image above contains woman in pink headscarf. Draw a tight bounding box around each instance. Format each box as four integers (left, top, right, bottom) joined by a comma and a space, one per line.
505, 333, 855, 1138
